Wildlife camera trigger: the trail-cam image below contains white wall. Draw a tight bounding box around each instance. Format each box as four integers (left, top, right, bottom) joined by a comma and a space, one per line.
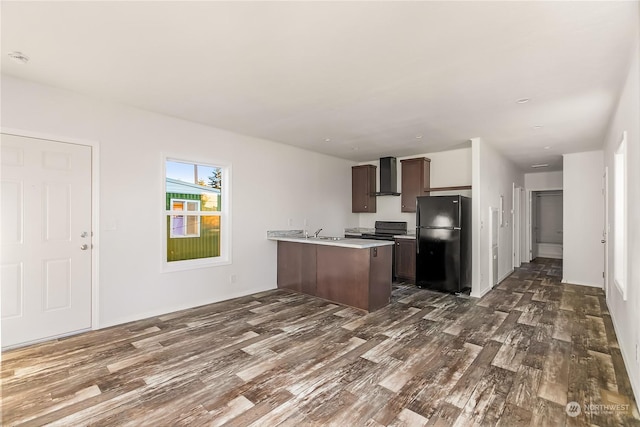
562, 151, 604, 287
535, 191, 563, 244
357, 148, 472, 231
524, 171, 563, 190
602, 32, 640, 404
1, 75, 357, 328
471, 138, 524, 297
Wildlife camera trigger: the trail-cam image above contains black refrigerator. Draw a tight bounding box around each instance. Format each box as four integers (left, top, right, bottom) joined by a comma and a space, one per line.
416, 195, 471, 293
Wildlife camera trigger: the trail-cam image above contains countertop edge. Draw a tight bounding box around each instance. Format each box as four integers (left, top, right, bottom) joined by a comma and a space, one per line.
268, 236, 394, 249
393, 234, 416, 240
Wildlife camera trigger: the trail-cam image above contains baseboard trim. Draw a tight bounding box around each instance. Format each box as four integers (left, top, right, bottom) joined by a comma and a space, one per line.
2, 328, 92, 351
561, 277, 603, 288
98, 286, 276, 329
470, 286, 492, 299
607, 302, 640, 408
499, 269, 514, 283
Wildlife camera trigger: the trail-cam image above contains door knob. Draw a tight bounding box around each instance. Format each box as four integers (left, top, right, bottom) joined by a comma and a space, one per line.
601, 240, 606, 243
80, 244, 89, 250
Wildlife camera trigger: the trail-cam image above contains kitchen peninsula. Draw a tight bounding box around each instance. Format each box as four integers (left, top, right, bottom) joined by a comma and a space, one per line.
268, 233, 393, 312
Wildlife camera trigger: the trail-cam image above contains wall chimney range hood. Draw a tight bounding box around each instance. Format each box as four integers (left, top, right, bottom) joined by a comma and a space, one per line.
375, 157, 400, 196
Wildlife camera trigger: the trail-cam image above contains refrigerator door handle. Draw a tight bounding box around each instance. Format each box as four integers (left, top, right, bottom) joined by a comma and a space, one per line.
453, 227, 462, 230
416, 229, 419, 254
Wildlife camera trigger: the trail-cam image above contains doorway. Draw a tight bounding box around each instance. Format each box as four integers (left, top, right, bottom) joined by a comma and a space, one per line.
490, 207, 499, 287
1, 133, 94, 348
513, 185, 524, 268
531, 190, 563, 259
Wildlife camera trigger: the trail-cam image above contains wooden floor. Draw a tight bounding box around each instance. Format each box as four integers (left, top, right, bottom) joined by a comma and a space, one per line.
2, 259, 639, 426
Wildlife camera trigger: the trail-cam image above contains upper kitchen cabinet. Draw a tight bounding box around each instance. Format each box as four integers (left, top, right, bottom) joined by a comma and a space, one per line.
400, 157, 431, 212
352, 165, 376, 213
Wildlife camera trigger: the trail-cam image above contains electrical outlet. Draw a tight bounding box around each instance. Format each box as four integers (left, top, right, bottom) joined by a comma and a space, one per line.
230, 274, 237, 284
303, 218, 308, 227
288, 218, 293, 226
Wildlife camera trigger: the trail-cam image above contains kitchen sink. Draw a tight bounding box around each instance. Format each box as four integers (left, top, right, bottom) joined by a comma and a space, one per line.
315, 236, 344, 241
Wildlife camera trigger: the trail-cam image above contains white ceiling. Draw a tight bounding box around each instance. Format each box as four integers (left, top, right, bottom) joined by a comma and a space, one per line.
1, 2, 637, 171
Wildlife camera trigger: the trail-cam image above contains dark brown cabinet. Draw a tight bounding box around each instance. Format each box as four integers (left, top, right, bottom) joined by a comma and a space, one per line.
352, 165, 377, 213
277, 241, 392, 311
277, 242, 317, 295
400, 158, 430, 212
394, 238, 416, 283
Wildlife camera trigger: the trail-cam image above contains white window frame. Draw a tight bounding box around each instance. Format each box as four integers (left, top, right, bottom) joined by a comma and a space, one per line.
613, 131, 627, 300
169, 198, 201, 238
162, 155, 232, 272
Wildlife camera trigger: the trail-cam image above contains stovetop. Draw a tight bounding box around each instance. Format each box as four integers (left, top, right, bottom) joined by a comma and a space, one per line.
360, 221, 407, 240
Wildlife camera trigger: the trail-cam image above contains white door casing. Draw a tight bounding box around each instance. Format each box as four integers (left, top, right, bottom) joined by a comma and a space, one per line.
1, 134, 92, 348
490, 207, 499, 287
513, 184, 521, 268
520, 187, 526, 264
530, 191, 539, 260
603, 167, 609, 297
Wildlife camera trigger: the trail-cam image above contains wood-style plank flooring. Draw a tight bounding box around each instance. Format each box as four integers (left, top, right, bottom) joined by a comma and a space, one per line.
2, 258, 639, 426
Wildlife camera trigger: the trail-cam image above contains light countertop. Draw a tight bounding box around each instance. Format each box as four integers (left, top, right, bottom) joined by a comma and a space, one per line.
268, 236, 394, 249
393, 234, 416, 240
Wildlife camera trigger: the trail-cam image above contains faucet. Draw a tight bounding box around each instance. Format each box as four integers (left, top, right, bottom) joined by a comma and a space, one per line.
314, 228, 323, 238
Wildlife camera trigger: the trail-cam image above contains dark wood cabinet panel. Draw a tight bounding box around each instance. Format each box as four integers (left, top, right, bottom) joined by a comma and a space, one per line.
400, 158, 430, 212
277, 241, 391, 311
368, 246, 393, 311
316, 245, 392, 312
394, 238, 416, 283
277, 242, 316, 294
316, 246, 370, 310
352, 165, 376, 213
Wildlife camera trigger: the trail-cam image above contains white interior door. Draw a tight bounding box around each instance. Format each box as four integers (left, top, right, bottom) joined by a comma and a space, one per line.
603, 167, 609, 296
513, 185, 521, 268
520, 188, 527, 263
1, 134, 92, 348
530, 192, 539, 259
490, 207, 499, 286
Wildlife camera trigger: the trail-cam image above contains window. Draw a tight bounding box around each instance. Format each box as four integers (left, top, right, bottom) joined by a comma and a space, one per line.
163, 158, 230, 271
170, 199, 200, 237
613, 131, 627, 299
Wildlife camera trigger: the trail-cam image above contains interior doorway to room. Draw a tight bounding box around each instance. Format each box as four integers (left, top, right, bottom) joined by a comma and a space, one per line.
531, 190, 563, 260
513, 185, 525, 268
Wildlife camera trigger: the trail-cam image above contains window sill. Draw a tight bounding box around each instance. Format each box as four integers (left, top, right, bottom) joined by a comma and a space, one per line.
162, 257, 231, 273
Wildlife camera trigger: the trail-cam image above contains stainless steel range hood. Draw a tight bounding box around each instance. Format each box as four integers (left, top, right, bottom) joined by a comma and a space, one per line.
375, 156, 400, 196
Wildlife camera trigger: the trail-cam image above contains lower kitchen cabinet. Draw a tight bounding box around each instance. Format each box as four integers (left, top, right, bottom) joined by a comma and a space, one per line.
394, 238, 416, 283
276, 241, 392, 311
277, 242, 316, 295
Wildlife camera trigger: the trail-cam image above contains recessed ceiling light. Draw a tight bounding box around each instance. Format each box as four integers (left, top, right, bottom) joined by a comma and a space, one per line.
415, 135, 423, 139
8, 51, 29, 64
516, 98, 530, 104
531, 163, 549, 168
324, 138, 331, 142
533, 125, 543, 129
543, 146, 551, 150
